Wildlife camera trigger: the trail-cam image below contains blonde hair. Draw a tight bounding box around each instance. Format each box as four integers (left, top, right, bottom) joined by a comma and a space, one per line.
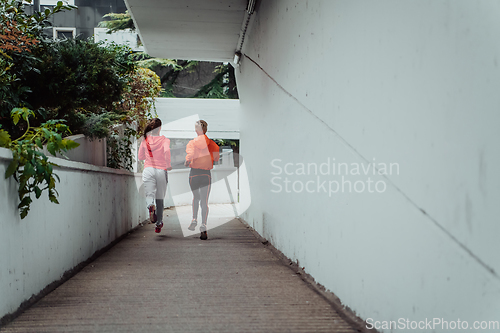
196, 120, 208, 134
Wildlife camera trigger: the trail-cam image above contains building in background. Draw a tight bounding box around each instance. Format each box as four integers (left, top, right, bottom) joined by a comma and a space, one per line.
25, 0, 140, 47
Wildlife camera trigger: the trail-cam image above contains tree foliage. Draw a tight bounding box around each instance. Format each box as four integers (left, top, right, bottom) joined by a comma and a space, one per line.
0, 1, 161, 218
24, 39, 134, 132
106, 67, 162, 170
98, 11, 135, 33
192, 63, 238, 99
0, 0, 81, 219
0, 0, 75, 134
117, 67, 161, 131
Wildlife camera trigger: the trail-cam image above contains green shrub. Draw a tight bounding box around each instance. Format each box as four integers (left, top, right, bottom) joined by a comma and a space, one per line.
24, 39, 135, 133
106, 127, 135, 171
0, 0, 75, 136
0, 2, 162, 218
105, 68, 162, 171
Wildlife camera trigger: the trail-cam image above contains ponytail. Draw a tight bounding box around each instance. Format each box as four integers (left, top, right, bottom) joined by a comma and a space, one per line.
143, 118, 162, 139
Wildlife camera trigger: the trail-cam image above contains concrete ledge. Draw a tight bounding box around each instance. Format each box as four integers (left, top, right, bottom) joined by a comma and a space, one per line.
0, 147, 136, 177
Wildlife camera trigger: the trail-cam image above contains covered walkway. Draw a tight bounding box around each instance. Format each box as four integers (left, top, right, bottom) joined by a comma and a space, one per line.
0, 205, 361, 333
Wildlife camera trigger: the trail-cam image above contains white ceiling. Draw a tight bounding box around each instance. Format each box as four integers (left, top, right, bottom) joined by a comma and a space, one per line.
124, 0, 248, 62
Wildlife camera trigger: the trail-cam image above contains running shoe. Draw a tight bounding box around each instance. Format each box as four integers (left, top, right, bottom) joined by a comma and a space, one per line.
188, 219, 197, 231
200, 224, 207, 240
148, 205, 157, 223
155, 222, 163, 233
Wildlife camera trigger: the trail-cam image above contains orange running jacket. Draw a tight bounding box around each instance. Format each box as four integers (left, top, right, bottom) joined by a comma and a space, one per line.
185, 135, 220, 170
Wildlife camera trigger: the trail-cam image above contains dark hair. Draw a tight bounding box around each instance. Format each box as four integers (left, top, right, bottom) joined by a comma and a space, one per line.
143, 118, 162, 139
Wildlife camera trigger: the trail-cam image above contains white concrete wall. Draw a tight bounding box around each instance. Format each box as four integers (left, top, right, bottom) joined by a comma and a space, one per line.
236, 0, 500, 331
0, 147, 147, 321
155, 98, 240, 139
162, 166, 239, 207
45, 134, 107, 167
94, 28, 145, 52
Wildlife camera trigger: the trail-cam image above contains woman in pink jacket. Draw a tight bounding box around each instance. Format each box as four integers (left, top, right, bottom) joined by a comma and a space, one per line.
138, 118, 172, 233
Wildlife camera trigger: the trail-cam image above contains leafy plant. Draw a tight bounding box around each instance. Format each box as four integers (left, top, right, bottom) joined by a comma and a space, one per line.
106, 127, 136, 170
214, 139, 239, 148
104, 68, 161, 170
81, 112, 114, 140
0, 2, 161, 217
25, 39, 136, 133
193, 63, 238, 99
134, 55, 184, 72
0, 0, 76, 133
115, 67, 161, 132
0, 107, 79, 219
98, 11, 135, 33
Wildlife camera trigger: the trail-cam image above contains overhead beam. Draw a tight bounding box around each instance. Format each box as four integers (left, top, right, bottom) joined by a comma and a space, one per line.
125, 0, 247, 62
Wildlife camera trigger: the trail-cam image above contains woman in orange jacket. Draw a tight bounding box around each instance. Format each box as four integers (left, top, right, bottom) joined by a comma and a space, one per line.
184, 120, 219, 240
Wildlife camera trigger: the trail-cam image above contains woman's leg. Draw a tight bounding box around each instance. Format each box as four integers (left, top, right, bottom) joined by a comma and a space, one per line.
154, 169, 168, 224
188, 170, 210, 239
155, 199, 164, 223
189, 176, 201, 221
198, 174, 211, 227
142, 167, 156, 208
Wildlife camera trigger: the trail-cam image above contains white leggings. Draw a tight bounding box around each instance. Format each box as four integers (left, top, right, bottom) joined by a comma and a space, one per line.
143, 167, 168, 223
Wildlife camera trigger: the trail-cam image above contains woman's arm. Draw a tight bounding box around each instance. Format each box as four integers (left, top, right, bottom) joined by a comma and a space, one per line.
138, 139, 146, 161
164, 138, 172, 171
185, 139, 194, 166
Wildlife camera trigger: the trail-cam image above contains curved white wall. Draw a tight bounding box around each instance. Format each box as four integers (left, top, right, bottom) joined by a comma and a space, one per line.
236, 1, 500, 331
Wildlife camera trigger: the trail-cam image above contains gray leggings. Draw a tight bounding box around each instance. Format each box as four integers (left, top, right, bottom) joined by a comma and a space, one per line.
143, 167, 168, 223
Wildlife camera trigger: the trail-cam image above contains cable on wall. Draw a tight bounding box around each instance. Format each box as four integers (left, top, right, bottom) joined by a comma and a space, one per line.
234, 0, 257, 66
242, 53, 499, 281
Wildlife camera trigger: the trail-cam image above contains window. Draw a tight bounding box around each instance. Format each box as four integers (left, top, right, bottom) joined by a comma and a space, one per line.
53, 27, 76, 40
